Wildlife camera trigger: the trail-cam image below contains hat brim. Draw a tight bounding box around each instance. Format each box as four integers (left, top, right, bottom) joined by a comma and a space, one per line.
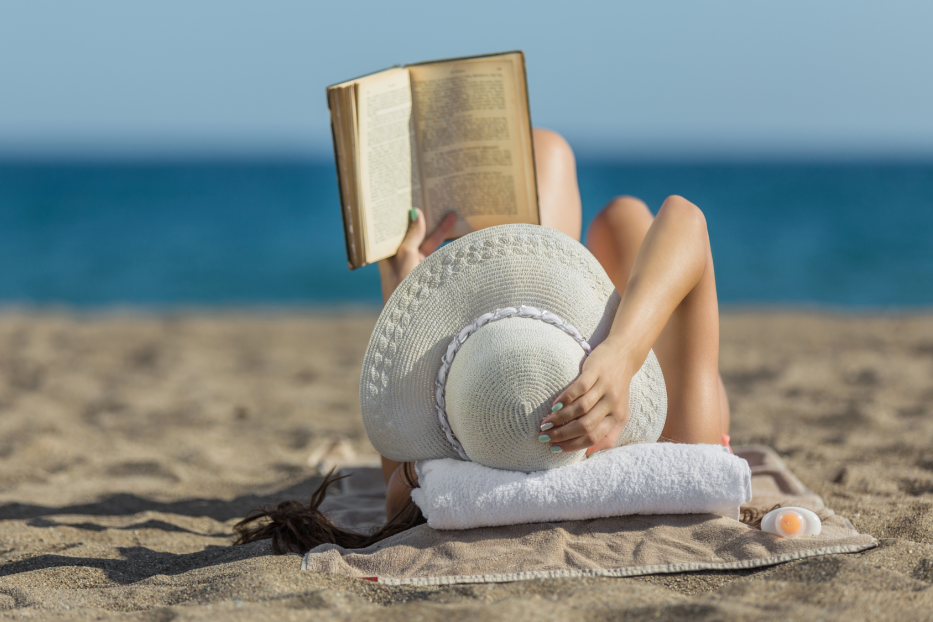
360, 224, 663, 463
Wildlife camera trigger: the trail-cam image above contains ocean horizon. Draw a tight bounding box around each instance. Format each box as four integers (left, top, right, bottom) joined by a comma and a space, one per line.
1, 157, 931, 310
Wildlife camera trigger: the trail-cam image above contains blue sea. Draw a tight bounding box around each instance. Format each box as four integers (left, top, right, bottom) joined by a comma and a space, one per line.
1, 159, 931, 309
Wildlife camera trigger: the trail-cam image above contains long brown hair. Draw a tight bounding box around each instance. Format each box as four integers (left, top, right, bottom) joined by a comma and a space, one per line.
233, 463, 425, 554
234, 465, 774, 554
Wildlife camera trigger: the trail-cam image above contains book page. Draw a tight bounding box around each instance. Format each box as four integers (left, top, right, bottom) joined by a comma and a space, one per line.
409, 53, 538, 237
356, 68, 415, 262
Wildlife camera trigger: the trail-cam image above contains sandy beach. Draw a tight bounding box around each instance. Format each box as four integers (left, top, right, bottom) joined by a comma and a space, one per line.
1, 309, 932, 620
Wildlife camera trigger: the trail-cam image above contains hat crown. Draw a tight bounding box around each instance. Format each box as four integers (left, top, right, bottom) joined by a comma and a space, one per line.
445, 317, 588, 472
360, 224, 667, 466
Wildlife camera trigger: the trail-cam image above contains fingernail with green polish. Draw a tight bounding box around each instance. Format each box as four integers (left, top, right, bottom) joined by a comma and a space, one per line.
538, 434, 551, 443
550, 446, 563, 453
587, 450, 606, 460
408, 208, 418, 222
540, 422, 554, 432
551, 402, 563, 412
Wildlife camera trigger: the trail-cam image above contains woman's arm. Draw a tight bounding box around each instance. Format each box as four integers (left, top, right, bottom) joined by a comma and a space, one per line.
377, 209, 457, 487
378, 209, 457, 302
539, 196, 723, 451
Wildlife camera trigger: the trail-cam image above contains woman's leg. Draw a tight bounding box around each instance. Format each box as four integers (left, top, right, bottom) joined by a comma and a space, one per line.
533, 128, 582, 240
587, 196, 730, 441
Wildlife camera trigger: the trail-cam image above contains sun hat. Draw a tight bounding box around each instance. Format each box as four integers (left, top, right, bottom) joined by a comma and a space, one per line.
360, 223, 667, 473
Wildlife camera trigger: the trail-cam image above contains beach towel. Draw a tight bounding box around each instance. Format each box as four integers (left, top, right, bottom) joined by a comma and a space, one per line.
303, 446, 877, 586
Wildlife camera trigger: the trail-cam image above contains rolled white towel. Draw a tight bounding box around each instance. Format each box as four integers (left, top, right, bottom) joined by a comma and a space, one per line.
411, 443, 752, 530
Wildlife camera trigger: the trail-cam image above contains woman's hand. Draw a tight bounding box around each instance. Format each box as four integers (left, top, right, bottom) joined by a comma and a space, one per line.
378, 209, 458, 302
537, 336, 640, 455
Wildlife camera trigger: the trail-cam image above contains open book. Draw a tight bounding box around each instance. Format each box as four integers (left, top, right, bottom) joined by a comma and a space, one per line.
327, 51, 540, 269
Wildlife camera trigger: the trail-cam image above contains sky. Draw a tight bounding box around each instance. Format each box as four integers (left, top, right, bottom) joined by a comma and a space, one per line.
2, 0, 932, 159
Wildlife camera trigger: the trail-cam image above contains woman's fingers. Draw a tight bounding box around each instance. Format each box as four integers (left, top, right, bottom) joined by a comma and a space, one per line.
419, 212, 457, 256
548, 412, 618, 453
542, 372, 598, 427
546, 392, 595, 427
539, 383, 631, 452
398, 208, 427, 252
543, 396, 612, 444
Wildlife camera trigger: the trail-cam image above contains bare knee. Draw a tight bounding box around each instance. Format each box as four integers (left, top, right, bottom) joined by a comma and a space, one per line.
587, 196, 653, 246
657, 195, 708, 238
597, 196, 653, 227
532, 128, 576, 171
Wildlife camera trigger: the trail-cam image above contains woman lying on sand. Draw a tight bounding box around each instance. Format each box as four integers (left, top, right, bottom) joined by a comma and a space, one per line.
236, 129, 737, 553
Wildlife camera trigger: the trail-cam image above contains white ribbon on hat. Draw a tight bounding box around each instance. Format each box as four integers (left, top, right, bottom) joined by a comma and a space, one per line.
434, 305, 593, 460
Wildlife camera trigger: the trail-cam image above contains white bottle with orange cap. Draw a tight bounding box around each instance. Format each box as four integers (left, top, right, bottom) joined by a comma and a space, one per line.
761, 506, 822, 537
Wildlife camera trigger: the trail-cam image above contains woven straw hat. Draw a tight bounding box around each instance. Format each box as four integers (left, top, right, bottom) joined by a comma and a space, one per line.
360, 224, 667, 472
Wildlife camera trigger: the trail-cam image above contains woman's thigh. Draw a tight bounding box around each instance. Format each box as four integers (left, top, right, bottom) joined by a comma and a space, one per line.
533, 128, 582, 240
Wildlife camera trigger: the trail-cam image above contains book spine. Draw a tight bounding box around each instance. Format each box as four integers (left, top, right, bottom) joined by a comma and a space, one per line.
327, 89, 360, 269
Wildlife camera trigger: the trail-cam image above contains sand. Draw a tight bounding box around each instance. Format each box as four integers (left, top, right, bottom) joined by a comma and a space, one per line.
0, 309, 932, 620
